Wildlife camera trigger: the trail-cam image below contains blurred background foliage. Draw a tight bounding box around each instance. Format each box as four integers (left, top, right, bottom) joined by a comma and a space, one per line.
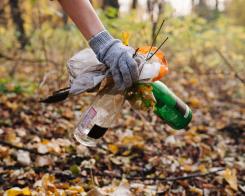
0, 0, 244, 100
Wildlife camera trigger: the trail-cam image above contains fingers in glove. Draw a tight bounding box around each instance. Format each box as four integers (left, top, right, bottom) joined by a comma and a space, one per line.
111, 63, 124, 91
119, 53, 133, 89
125, 53, 139, 83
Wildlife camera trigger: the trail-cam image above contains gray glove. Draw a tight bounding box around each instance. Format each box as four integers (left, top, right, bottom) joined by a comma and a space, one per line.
89, 30, 139, 91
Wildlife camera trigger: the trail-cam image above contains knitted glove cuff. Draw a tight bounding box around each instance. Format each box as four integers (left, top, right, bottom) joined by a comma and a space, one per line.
89, 30, 114, 55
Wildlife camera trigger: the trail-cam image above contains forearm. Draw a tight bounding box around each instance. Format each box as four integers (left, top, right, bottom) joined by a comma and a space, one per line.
58, 0, 104, 40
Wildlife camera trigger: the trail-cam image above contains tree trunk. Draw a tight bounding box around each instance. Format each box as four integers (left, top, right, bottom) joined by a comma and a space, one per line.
147, 0, 164, 42
0, 1, 6, 26
62, 12, 68, 26
199, 0, 206, 6
102, 0, 119, 18
132, 0, 138, 9
102, 0, 119, 9
215, 0, 219, 11
9, 0, 28, 49
191, 0, 195, 7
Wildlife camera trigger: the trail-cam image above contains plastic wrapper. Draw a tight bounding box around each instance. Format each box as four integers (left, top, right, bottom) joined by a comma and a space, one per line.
66, 47, 168, 111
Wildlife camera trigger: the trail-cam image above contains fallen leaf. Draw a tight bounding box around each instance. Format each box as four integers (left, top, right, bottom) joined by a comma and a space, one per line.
21, 187, 31, 196
112, 181, 132, 196
108, 144, 119, 154
68, 186, 85, 193
5, 101, 18, 111
17, 150, 31, 166
5, 187, 22, 196
69, 165, 81, 176
35, 156, 53, 167
189, 186, 203, 196
87, 188, 105, 196
121, 135, 144, 147
37, 144, 49, 154
198, 164, 208, 174
189, 97, 201, 108
221, 168, 238, 191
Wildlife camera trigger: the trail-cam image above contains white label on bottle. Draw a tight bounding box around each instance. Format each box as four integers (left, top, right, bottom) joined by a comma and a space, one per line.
184, 105, 189, 119
82, 107, 97, 127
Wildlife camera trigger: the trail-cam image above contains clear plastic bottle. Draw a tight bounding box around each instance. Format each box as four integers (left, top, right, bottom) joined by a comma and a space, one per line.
74, 86, 125, 147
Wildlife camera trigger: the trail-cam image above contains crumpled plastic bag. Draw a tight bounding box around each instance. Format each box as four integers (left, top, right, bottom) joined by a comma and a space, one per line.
67, 48, 108, 95
41, 47, 168, 105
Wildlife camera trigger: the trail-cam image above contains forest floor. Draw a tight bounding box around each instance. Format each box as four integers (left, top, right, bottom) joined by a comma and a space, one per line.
0, 56, 244, 195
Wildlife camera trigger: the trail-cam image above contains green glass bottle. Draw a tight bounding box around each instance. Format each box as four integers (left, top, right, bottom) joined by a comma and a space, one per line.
151, 81, 192, 130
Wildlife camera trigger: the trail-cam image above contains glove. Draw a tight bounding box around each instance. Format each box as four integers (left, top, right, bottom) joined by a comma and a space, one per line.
89, 30, 139, 91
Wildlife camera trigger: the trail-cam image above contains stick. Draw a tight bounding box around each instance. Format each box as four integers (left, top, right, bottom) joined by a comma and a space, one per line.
146, 37, 168, 61
215, 48, 245, 84
126, 168, 225, 182
147, 19, 166, 59
0, 161, 224, 183
93, 167, 225, 182
56, 167, 225, 183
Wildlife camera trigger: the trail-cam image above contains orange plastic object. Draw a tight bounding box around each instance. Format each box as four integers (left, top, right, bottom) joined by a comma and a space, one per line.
137, 46, 169, 81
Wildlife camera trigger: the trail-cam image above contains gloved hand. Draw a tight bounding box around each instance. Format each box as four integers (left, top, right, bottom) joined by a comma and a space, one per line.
89, 30, 139, 91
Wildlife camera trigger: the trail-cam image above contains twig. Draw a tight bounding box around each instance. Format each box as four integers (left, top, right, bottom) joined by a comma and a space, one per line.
30, 167, 226, 183
39, 70, 57, 88
146, 37, 168, 61
94, 167, 225, 182
128, 168, 225, 182
53, 167, 226, 185
147, 19, 166, 59
215, 48, 245, 84
0, 160, 224, 183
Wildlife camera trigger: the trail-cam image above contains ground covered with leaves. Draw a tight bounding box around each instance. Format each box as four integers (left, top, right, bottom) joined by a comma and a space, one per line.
0, 3, 245, 194
0, 59, 244, 195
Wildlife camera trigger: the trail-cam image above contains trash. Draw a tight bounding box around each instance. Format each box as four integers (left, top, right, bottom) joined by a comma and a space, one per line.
151, 81, 192, 130
41, 45, 192, 147
72, 47, 170, 147
74, 83, 125, 147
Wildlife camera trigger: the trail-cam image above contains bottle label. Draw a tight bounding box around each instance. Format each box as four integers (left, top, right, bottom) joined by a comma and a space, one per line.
184, 106, 190, 119
175, 98, 189, 118
88, 124, 108, 139
82, 107, 97, 127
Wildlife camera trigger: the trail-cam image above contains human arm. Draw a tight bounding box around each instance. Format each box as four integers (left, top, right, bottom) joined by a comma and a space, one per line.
58, 0, 104, 40
58, 0, 139, 91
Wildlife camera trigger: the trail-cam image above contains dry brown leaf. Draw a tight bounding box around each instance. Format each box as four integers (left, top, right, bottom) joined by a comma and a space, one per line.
62, 109, 74, 119
182, 164, 196, 172
221, 168, 238, 191
5, 187, 22, 196
198, 164, 208, 174
112, 181, 132, 196
5, 101, 18, 111
87, 188, 105, 196
17, 150, 31, 165
35, 156, 53, 167
189, 97, 201, 108
121, 135, 144, 147
5, 187, 31, 196
108, 144, 119, 154
189, 186, 203, 196
68, 186, 85, 193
